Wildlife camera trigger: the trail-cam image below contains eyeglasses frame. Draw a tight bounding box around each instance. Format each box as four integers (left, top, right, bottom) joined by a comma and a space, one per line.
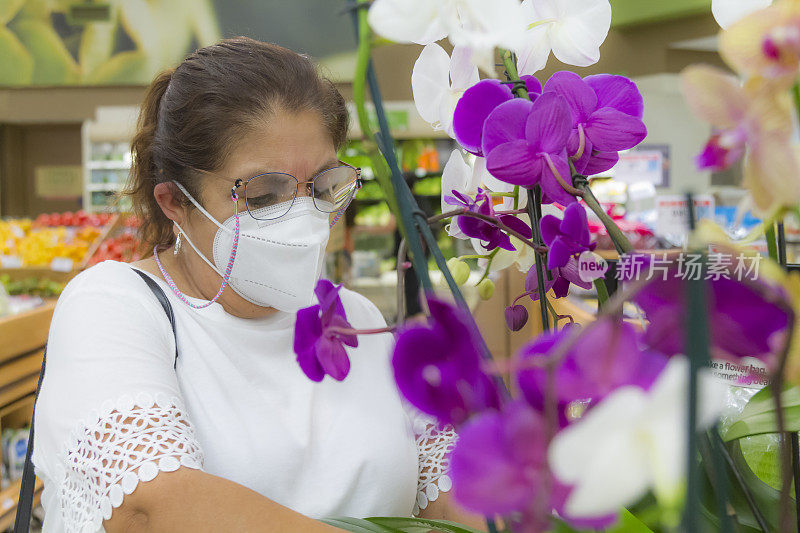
228, 161, 363, 221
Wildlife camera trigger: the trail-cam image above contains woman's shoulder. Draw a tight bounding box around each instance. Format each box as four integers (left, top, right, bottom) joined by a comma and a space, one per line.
53, 260, 168, 324
61, 259, 152, 299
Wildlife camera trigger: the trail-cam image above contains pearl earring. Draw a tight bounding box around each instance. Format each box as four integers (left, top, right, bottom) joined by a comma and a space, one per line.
174, 232, 182, 255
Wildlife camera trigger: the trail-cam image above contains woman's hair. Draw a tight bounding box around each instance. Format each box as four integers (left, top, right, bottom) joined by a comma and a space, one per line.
124, 36, 349, 253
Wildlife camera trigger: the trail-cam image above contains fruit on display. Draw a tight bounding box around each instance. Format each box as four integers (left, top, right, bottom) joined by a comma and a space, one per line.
0, 274, 65, 298
33, 210, 113, 228
0, 211, 113, 268
87, 232, 141, 265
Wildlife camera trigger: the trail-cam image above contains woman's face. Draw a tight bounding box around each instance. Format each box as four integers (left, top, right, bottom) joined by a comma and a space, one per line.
183, 107, 338, 253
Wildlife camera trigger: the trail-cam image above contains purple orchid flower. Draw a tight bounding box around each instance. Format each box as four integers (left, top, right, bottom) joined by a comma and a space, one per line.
516, 320, 668, 427
445, 189, 533, 251
293, 279, 358, 382
392, 297, 501, 426
634, 272, 793, 364
525, 256, 592, 301
453, 76, 543, 156
541, 203, 596, 270
449, 400, 550, 518
480, 92, 577, 206
542, 71, 647, 176
450, 400, 617, 530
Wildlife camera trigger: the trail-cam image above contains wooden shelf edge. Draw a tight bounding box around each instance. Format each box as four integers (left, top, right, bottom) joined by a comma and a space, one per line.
0, 478, 43, 530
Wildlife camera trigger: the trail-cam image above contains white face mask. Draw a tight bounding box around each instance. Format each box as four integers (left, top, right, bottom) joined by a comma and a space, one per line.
173, 182, 330, 312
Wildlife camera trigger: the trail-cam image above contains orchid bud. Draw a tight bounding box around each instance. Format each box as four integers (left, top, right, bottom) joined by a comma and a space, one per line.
504, 305, 528, 331
477, 278, 495, 300
446, 258, 470, 286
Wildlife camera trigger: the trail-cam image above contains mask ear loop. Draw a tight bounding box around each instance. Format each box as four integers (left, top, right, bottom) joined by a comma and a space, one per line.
153, 181, 242, 309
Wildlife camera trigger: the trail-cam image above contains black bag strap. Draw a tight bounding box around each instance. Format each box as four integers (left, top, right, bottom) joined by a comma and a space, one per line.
13, 267, 179, 532
131, 269, 179, 369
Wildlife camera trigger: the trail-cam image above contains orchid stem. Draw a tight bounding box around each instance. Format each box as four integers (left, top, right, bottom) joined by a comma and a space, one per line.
477, 249, 499, 285
766, 223, 779, 262
497, 49, 552, 336
327, 325, 396, 337
396, 239, 408, 324
430, 209, 547, 253
594, 278, 610, 306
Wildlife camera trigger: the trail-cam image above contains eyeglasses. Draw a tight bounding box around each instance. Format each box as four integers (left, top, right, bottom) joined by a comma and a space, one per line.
229, 163, 362, 221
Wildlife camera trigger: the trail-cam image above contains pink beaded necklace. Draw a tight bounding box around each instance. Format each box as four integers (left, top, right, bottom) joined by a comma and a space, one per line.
154, 193, 241, 309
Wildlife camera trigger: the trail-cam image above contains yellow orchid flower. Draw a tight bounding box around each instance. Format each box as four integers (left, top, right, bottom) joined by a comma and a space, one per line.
681, 64, 799, 213
720, 0, 800, 86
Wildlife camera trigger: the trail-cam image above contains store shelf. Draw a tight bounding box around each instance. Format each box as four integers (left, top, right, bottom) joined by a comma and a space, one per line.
87, 182, 123, 192
352, 222, 397, 235
87, 160, 130, 170
0, 477, 43, 531
0, 301, 55, 364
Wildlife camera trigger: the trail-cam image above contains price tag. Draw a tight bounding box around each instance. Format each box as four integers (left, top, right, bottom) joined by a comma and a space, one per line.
0, 255, 22, 268
50, 257, 74, 272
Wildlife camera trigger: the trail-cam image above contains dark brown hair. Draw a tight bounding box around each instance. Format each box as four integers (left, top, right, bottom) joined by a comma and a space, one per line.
124, 36, 349, 253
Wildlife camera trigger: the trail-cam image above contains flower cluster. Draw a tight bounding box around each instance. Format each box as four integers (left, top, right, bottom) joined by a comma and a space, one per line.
683, 0, 800, 212
452, 71, 646, 205
391, 276, 792, 526
288, 1, 800, 531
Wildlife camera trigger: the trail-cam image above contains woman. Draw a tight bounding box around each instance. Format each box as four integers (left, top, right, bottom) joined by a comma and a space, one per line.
32, 37, 474, 532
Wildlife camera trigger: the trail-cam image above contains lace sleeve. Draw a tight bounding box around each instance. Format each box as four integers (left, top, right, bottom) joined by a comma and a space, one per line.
54, 392, 204, 532
409, 412, 458, 516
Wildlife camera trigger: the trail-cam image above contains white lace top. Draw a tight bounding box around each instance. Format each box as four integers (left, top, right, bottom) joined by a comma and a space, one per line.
32, 261, 455, 533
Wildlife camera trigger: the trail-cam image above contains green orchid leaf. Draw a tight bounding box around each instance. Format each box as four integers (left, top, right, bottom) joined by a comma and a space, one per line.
367, 517, 485, 533
700, 437, 789, 531
723, 386, 800, 441
551, 509, 652, 532
321, 517, 399, 532
321, 517, 485, 533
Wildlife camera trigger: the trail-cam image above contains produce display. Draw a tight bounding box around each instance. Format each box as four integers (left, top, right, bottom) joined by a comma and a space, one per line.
0, 274, 64, 297
0, 211, 131, 270
33, 210, 114, 228
0, 219, 103, 267
86, 231, 140, 265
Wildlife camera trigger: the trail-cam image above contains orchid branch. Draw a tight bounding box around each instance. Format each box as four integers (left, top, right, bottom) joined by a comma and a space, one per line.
429, 209, 548, 253
396, 239, 408, 323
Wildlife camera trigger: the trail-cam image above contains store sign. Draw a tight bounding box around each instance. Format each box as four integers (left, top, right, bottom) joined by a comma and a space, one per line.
35, 165, 83, 199
654, 194, 714, 241
50, 257, 74, 272
613, 146, 670, 187
0, 255, 22, 268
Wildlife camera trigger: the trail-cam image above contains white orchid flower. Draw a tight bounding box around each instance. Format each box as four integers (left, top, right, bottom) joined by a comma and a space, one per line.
515, 0, 612, 75
412, 44, 480, 138
712, 0, 773, 28
548, 356, 728, 518
445, 0, 530, 71
366, 0, 449, 45
441, 150, 484, 238
473, 230, 537, 273
369, 0, 528, 70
